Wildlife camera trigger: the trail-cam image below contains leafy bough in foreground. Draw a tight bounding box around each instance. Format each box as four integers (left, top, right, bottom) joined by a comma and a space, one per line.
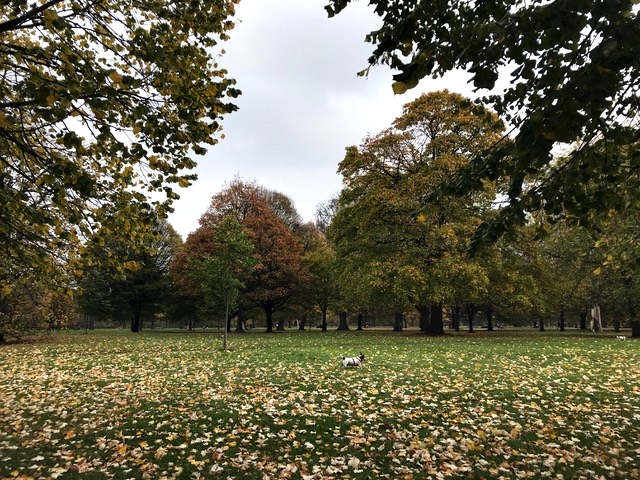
327, 0, 640, 251
0, 0, 240, 285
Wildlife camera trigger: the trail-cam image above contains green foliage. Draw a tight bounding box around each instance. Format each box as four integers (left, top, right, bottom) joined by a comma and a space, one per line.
301, 229, 339, 317
76, 219, 183, 331
0, 0, 240, 286
0, 275, 50, 339
327, 0, 640, 249
187, 216, 256, 320
330, 91, 503, 320
1, 254, 81, 340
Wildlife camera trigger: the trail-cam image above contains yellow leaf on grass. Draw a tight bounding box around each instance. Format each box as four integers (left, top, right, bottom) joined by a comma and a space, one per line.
599, 436, 610, 444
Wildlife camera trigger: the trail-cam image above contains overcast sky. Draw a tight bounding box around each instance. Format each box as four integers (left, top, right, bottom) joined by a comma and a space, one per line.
167, 0, 475, 239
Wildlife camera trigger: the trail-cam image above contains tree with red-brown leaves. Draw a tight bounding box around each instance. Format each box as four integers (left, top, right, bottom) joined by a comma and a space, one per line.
172, 179, 310, 333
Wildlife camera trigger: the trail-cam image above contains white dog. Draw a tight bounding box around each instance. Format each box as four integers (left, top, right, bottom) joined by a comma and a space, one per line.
341, 353, 365, 368
616, 335, 627, 341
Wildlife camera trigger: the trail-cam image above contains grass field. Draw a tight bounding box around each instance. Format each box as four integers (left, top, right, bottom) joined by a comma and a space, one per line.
1, 329, 639, 479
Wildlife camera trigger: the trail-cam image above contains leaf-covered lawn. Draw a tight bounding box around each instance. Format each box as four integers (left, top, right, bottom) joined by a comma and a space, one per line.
1, 330, 639, 479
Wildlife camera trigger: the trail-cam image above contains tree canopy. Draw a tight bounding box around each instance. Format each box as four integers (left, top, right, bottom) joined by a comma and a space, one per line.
172, 179, 309, 333
329, 91, 504, 333
77, 219, 182, 332
326, 0, 640, 250
0, 0, 240, 285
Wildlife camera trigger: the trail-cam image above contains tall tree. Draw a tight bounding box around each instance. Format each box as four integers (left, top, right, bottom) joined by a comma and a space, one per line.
326, 0, 640, 249
329, 91, 503, 334
0, 0, 240, 286
77, 219, 182, 332
315, 196, 339, 234
586, 209, 640, 336
474, 229, 540, 330
174, 179, 309, 333
302, 231, 338, 332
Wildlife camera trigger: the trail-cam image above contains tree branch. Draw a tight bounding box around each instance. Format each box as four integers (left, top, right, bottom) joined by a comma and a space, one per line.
0, 0, 66, 34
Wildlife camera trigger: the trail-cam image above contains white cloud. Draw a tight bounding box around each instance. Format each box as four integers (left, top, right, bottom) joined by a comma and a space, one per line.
167, 0, 476, 239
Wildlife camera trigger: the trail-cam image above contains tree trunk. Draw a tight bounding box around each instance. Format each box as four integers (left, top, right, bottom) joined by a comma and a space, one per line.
357, 311, 364, 331
265, 302, 275, 333
0, 333, 5, 343
613, 316, 620, 332
393, 312, 403, 332
131, 311, 141, 333
590, 301, 603, 332
236, 307, 245, 333
427, 304, 445, 335
298, 312, 307, 331
321, 307, 328, 332
559, 308, 565, 331
629, 301, 639, 338
336, 311, 349, 331
223, 299, 229, 351
417, 305, 430, 332
466, 303, 476, 333
451, 305, 461, 331
631, 320, 640, 338
579, 309, 588, 330
485, 304, 494, 331
539, 317, 545, 332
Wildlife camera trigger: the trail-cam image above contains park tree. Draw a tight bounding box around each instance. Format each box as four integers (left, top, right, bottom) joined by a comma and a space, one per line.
531, 221, 599, 331
294, 222, 335, 331
77, 219, 182, 332
0, 0, 240, 289
260, 188, 304, 233
514, 141, 640, 335
241, 205, 308, 333
0, 245, 83, 340
0, 272, 47, 341
584, 209, 640, 336
187, 216, 256, 350
472, 229, 540, 330
326, 0, 640, 250
34, 290, 80, 331
315, 197, 339, 235
329, 91, 503, 334
174, 180, 309, 333
305, 243, 341, 332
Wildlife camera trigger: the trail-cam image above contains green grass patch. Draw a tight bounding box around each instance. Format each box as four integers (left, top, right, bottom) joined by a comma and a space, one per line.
1, 329, 639, 479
